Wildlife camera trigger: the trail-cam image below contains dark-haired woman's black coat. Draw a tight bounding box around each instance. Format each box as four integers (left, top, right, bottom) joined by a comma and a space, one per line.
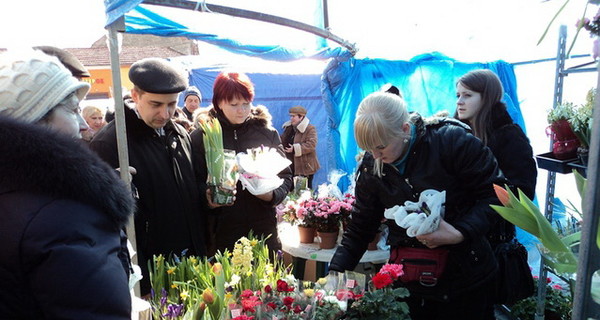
0, 117, 134, 319
488, 112, 537, 200
329, 115, 506, 300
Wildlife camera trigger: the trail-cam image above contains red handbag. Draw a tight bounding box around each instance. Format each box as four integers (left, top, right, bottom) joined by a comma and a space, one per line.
390, 247, 449, 287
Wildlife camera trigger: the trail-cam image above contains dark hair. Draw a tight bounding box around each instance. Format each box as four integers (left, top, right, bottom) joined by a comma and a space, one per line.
212, 72, 255, 109
454, 69, 507, 145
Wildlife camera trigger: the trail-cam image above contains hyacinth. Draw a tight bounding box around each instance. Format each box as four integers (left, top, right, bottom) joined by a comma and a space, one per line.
231, 237, 253, 275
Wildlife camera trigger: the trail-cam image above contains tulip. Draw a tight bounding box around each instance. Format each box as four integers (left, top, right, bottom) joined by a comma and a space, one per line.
202, 288, 215, 304
212, 262, 222, 275
493, 184, 510, 206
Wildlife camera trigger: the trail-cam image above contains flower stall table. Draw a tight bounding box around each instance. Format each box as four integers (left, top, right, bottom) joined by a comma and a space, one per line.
278, 222, 389, 280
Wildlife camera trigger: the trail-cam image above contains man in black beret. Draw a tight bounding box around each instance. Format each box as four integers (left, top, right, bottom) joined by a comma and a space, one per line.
90, 58, 206, 296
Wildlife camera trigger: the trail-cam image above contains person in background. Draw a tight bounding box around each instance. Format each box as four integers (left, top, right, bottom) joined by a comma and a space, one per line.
280, 105, 320, 189
329, 92, 505, 319
454, 69, 537, 304
0, 49, 134, 319
181, 85, 202, 121
33, 45, 91, 79
90, 58, 206, 296
454, 69, 537, 199
173, 107, 195, 133
81, 105, 106, 143
191, 71, 293, 256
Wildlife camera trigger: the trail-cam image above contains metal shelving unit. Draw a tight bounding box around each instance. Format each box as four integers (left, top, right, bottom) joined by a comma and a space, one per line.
536, 25, 600, 320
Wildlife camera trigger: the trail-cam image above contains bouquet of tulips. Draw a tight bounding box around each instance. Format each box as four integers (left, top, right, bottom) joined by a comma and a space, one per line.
199, 118, 238, 204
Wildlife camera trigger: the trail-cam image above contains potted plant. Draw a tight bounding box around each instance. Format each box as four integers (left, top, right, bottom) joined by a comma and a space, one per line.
569, 88, 594, 165
547, 102, 581, 160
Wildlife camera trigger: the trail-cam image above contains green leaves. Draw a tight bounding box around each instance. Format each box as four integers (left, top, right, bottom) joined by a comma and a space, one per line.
490, 186, 578, 276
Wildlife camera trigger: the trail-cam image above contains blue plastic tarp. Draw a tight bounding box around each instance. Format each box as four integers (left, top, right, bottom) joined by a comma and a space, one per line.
322, 53, 525, 191
104, 0, 352, 61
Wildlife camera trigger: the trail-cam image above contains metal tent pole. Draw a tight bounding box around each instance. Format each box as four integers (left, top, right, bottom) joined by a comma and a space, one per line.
106, 17, 140, 297
142, 0, 356, 55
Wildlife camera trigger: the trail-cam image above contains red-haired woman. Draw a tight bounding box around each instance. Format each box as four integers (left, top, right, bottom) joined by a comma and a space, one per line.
191, 72, 293, 256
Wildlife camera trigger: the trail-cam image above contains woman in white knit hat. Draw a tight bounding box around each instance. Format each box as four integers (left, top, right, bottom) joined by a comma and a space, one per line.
0, 49, 90, 138
0, 49, 134, 319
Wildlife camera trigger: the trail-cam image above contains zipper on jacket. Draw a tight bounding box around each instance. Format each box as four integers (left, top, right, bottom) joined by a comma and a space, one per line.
234, 130, 238, 140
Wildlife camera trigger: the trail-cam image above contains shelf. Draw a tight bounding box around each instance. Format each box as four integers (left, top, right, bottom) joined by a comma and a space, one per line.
535, 152, 579, 174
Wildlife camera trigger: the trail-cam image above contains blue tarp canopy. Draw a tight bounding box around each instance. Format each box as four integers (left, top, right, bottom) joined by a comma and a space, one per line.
105, 0, 525, 191
322, 53, 524, 190
105, 0, 353, 61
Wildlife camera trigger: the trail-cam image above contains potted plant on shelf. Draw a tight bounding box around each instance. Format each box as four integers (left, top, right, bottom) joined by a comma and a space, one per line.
569, 88, 594, 165
547, 102, 580, 160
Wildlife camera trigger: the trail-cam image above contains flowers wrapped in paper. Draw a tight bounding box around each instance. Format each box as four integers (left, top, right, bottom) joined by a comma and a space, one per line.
199, 118, 239, 205
236, 146, 291, 195
384, 189, 446, 237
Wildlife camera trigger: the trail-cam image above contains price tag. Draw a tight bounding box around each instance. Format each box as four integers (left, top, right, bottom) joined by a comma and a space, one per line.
346, 279, 356, 288
231, 308, 242, 317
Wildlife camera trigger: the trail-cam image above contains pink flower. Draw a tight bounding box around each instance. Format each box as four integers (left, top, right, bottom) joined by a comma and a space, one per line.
552, 284, 563, 290
380, 264, 404, 280
241, 289, 254, 298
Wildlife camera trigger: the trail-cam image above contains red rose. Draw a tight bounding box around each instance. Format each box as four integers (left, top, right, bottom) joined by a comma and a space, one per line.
293, 305, 303, 313
283, 296, 295, 306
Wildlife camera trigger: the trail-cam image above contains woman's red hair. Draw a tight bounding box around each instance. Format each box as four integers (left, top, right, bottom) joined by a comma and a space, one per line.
212, 72, 255, 108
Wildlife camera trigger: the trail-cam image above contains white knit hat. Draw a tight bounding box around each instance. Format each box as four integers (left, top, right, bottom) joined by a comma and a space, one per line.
0, 49, 90, 123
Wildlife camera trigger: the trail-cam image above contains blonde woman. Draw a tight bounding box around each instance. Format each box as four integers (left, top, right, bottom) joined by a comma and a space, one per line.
329, 92, 506, 319
81, 105, 106, 142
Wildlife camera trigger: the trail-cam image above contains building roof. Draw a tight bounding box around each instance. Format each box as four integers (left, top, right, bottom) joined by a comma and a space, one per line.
63, 46, 188, 67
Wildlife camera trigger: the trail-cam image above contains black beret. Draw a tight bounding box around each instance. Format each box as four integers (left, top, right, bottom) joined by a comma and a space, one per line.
129, 58, 188, 94
33, 46, 91, 78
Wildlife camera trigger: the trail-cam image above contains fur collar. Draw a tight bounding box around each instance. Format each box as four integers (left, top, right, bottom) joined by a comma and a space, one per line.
282, 116, 310, 133
0, 117, 134, 229
201, 105, 274, 129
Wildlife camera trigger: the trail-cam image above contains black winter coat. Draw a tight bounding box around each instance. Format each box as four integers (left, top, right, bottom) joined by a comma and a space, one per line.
191, 106, 293, 255
329, 115, 507, 300
90, 102, 205, 294
486, 109, 537, 242
487, 111, 537, 200
0, 117, 134, 319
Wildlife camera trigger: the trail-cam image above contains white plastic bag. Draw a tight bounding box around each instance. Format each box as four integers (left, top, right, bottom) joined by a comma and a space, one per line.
236, 146, 291, 195
384, 189, 446, 237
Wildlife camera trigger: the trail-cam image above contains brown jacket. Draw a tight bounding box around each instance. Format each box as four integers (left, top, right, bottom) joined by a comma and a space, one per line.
281, 116, 320, 176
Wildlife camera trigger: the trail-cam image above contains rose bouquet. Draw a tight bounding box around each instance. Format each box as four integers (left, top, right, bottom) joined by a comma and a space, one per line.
236, 146, 291, 195
384, 189, 446, 237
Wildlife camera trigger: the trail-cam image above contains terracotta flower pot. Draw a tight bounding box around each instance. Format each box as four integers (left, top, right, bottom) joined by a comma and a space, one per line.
317, 230, 339, 249
298, 225, 316, 243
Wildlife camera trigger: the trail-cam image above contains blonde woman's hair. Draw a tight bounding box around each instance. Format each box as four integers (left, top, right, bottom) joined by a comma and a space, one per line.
82, 105, 103, 119
354, 92, 410, 177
